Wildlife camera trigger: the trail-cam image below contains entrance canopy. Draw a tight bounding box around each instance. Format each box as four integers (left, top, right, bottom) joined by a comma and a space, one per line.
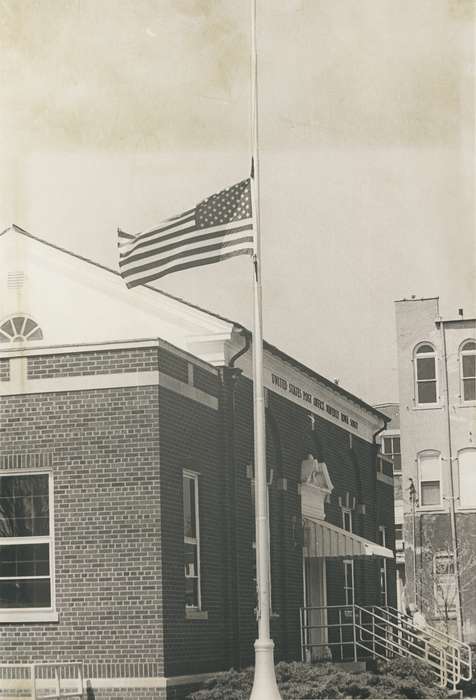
304, 518, 394, 559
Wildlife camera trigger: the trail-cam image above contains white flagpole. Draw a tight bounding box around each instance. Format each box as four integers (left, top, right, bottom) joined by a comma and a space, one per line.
249, 0, 281, 697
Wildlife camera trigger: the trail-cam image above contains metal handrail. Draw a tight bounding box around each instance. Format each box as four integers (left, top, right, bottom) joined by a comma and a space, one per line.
300, 604, 472, 689
369, 605, 472, 682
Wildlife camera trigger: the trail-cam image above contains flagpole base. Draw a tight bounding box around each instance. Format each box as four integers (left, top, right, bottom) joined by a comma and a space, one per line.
249, 638, 281, 699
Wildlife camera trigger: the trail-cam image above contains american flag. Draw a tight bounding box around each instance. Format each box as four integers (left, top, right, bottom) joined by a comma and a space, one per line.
118, 178, 254, 288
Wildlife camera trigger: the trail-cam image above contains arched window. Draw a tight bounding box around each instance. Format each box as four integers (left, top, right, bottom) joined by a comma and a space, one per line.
0, 315, 43, 343
460, 340, 476, 402
458, 448, 476, 509
414, 343, 438, 405
418, 450, 441, 507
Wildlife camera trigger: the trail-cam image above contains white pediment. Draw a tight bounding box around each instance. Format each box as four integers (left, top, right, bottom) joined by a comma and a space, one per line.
300, 454, 334, 521
0, 226, 236, 364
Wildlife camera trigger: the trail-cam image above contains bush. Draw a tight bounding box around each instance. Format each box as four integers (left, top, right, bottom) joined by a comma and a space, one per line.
187, 658, 452, 699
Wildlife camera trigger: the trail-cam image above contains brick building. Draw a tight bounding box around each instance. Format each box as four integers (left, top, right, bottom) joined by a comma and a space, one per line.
395, 297, 476, 643
0, 226, 395, 698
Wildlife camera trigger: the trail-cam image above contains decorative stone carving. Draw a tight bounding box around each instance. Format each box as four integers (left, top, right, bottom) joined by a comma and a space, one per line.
300, 454, 334, 521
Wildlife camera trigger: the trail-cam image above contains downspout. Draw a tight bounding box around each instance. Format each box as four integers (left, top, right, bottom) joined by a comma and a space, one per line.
372, 416, 388, 607
227, 329, 251, 666
438, 320, 464, 641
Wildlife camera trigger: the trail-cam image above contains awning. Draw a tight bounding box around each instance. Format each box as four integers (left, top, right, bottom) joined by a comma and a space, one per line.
303, 518, 394, 559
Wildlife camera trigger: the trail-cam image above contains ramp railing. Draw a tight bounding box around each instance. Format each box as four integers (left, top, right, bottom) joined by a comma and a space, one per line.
300, 604, 472, 690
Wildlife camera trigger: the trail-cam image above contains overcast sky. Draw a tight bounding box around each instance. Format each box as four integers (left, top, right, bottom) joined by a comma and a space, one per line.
1, 0, 474, 404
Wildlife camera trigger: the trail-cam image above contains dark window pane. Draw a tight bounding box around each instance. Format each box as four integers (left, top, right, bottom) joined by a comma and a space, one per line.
463, 379, 476, 402
418, 380, 437, 404
383, 437, 392, 454
22, 318, 37, 337
421, 481, 440, 506
0, 544, 49, 578
184, 543, 198, 578
394, 437, 400, 453
0, 476, 49, 537
185, 577, 198, 608
462, 341, 476, 351
417, 357, 436, 380
12, 317, 25, 335
393, 455, 402, 472
27, 329, 43, 341
183, 477, 196, 539
416, 344, 434, 354
0, 320, 14, 337
395, 525, 403, 540
462, 354, 476, 378
0, 579, 50, 608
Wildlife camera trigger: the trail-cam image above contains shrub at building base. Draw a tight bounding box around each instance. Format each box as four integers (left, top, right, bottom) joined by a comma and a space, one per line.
187, 659, 452, 699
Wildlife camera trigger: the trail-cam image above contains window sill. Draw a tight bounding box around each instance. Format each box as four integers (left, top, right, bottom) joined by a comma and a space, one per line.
0, 610, 59, 623
185, 609, 208, 621
412, 404, 443, 411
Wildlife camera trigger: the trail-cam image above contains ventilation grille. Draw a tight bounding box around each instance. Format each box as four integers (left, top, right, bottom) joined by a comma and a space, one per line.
7, 271, 25, 289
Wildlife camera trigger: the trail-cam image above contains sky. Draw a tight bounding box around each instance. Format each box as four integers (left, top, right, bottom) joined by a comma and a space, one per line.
0, 0, 474, 404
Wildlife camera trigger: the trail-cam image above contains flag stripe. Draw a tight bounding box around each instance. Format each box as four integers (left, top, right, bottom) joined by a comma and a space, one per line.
122, 234, 254, 279
125, 247, 254, 288
119, 223, 253, 267
118, 177, 254, 287
119, 216, 253, 259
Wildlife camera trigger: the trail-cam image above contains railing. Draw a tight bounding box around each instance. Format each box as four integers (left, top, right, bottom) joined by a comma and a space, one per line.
0, 663, 84, 699
300, 604, 472, 690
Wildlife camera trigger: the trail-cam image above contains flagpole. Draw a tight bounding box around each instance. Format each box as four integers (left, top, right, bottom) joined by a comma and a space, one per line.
249, 1, 281, 697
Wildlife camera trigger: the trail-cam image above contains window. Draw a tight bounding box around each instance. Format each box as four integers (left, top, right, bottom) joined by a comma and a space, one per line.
343, 560, 354, 605
414, 343, 438, 405
394, 524, 403, 541
183, 471, 201, 610
433, 553, 457, 618
418, 451, 441, 507
460, 340, 476, 402
458, 449, 476, 509
342, 508, 352, 533
378, 526, 388, 606
382, 436, 401, 473
0, 316, 43, 343
0, 472, 56, 621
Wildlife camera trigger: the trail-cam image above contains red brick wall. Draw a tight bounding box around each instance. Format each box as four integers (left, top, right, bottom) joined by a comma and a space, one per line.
26, 348, 157, 379
0, 349, 165, 673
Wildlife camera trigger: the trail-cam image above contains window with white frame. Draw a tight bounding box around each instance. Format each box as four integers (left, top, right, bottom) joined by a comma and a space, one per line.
183, 471, 201, 610
460, 340, 476, 403
0, 472, 54, 615
414, 343, 438, 405
418, 451, 441, 507
0, 316, 43, 343
433, 552, 457, 618
343, 560, 354, 605
342, 508, 352, 533
378, 526, 388, 606
382, 436, 401, 473
458, 448, 476, 509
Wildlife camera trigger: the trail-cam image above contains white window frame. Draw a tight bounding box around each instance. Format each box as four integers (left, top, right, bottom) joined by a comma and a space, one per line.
0, 469, 57, 623
417, 450, 442, 509
459, 340, 476, 405
413, 343, 439, 408
183, 470, 202, 612
381, 434, 402, 474
342, 507, 352, 533
343, 559, 354, 606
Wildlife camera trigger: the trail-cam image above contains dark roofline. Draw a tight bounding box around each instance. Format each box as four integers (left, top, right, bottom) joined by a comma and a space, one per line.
4, 224, 387, 422
238, 328, 389, 422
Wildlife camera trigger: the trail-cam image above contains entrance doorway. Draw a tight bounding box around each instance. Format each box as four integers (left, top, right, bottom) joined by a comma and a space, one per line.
303, 557, 329, 662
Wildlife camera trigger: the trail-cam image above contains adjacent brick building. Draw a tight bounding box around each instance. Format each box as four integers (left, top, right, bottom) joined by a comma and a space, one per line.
0, 226, 396, 698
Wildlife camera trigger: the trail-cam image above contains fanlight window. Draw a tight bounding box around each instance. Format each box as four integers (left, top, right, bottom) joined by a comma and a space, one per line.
460, 340, 476, 402
414, 343, 438, 405
0, 316, 43, 343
